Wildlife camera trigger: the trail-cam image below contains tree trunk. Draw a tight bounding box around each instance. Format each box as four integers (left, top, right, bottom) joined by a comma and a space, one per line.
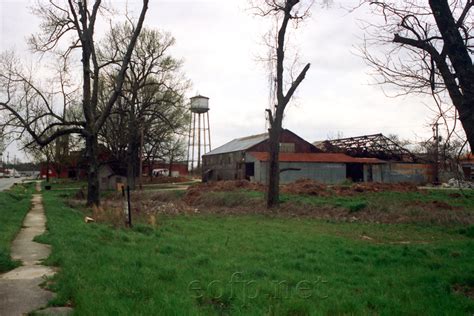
127, 139, 140, 190
46, 156, 50, 183
266, 124, 281, 208
148, 159, 154, 182
429, 0, 474, 152
86, 133, 100, 207
458, 100, 474, 153
127, 145, 136, 190
127, 104, 138, 190
168, 155, 174, 177
263, 0, 310, 209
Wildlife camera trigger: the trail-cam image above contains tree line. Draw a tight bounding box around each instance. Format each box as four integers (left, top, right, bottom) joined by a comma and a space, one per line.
0, 1, 188, 205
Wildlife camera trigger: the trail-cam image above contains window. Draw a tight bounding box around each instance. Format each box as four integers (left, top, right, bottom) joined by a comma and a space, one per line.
280, 143, 295, 153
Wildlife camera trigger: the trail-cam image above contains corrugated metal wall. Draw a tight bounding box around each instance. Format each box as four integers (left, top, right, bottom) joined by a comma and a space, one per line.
256, 161, 346, 184
380, 163, 433, 184
205, 152, 433, 185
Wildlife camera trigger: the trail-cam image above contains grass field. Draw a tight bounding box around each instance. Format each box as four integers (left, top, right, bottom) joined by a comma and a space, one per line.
38, 187, 474, 315
0, 182, 34, 272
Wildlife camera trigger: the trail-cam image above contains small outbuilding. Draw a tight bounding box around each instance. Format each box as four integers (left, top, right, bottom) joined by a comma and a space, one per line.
98, 163, 127, 191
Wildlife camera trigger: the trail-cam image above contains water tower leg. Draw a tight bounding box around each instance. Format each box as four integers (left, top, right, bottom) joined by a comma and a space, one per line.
191, 113, 196, 172
197, 113, 201, 169
187, 112, 193, 171
203, 113, 207, 156
207, 111, 211, 151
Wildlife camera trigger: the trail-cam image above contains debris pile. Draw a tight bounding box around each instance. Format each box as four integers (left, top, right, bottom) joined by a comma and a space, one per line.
281, 179, 330, 196
443, 178, 474, 189
184, 180, 265, 204
281, 179, 418, 196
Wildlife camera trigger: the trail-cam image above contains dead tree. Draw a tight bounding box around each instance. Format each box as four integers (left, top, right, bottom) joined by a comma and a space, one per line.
255, 0, 311, 208
0, 1, 149, 206
359, 0, 474, 152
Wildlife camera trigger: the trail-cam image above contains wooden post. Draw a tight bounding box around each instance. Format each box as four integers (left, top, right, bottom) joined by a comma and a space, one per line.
126, 185, 132, 227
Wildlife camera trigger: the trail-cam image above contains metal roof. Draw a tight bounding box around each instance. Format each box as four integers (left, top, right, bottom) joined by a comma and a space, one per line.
248, 152, 386, 164
204, 133, 269, 156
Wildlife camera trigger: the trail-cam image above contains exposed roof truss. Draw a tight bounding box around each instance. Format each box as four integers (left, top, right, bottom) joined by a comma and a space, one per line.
319, 133, 419, 162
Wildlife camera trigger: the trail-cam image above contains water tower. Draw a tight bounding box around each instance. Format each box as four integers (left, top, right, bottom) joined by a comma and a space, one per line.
187, 95, 211, 172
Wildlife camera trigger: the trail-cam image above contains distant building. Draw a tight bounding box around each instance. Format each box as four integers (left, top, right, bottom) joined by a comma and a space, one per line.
98, 163, 127, 191
460, 154, 474, 180
202, 129, 384, 184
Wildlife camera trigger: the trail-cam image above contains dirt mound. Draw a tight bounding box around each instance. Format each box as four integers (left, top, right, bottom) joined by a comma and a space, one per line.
205, 180, 265, 192
334, 182, 418, 195
184, 180, 264, 204
281, 179, 330, 196
280, 179, 418, 197
188, 180, 263, 192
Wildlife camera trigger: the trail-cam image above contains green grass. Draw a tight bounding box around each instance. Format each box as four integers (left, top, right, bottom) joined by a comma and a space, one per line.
39, 188, 474, 315
0, 182, 34, 272
43, 178, 88, 191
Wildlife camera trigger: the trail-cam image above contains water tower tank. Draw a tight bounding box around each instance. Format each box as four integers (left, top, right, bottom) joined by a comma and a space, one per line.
190, 95, 209, 113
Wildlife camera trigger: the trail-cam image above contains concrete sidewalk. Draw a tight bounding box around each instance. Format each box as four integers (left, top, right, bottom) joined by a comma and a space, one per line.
0, 182, 70, 315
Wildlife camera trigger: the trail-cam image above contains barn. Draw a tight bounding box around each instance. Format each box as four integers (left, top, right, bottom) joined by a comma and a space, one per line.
202, 130, 384, 184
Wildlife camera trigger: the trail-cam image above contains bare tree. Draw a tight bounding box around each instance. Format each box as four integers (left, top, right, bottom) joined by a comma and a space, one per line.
141, 106, 189, 180
154, 135, 187, 177
359, 0, 474, 152
98, 25, 190, 188
254, 0, 312, 208
0, 1, 149, 206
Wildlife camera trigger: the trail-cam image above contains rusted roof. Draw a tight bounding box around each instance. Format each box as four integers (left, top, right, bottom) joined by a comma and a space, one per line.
460, 153, 474, 162
248, 152, 386, 164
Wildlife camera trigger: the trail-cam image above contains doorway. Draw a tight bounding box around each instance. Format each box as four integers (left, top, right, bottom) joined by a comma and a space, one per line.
245, 162, 255, 180
346, 163, 364, 182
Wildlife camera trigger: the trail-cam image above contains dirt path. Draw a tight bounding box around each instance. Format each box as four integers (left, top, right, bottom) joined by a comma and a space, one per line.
0, 182, 67, 315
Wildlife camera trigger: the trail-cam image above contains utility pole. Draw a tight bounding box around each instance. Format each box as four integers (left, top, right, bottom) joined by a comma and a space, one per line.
432, 122, 440, 184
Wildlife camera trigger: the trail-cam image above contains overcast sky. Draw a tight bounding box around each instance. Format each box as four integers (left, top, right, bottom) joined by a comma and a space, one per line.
1, 0, 439, 162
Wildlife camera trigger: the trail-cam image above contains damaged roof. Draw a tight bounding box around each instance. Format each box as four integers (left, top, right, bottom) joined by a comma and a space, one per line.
204, 133, 269, 156
248, 152, 386, 164
314, 133, 420, 162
